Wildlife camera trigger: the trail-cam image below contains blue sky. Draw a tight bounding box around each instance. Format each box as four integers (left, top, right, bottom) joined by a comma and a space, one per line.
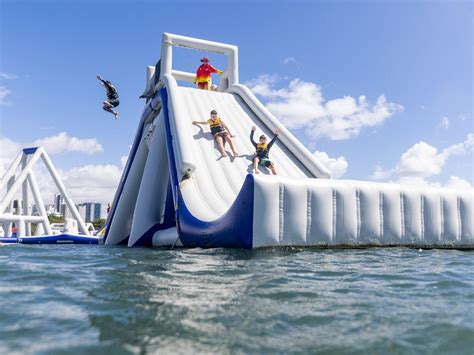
1, 0, 472, 203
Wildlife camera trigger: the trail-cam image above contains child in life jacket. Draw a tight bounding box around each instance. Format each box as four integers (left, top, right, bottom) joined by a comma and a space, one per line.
194, 57, 223, 90
250, 125, 280, 175
193, 110, 239, 158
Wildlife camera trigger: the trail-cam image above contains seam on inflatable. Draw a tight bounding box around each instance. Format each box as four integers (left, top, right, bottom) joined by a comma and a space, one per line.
400, 191, 405, 242
279, 184, 284, 245
457, 196, 462, 242
379, 191, 384, 241
420, 195, 425, 242
306, 189, 312, 244
332, 189, 337, 243
440, 196, 444, 241
356, 188, 361, 242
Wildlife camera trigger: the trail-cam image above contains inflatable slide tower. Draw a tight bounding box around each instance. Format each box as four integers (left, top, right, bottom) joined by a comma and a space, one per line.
102, 33, 473, 249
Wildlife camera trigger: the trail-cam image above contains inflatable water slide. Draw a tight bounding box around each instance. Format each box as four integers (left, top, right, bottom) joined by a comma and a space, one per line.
103, 33, 473, 249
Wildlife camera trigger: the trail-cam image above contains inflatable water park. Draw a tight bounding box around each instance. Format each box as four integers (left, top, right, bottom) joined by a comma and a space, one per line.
1, 33, 473, 248
0, 147, 98, 244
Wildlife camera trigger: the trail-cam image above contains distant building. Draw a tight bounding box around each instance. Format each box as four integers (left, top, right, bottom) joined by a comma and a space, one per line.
93, 202, 102, 221
54, 194, 64, 214
77, 202, 102, 222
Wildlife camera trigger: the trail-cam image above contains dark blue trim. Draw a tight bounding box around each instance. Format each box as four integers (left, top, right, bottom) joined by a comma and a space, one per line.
0, 238, 18, 243
103, 89, 163, 244
23, 147, 38, 155
159, 88, 179, 206
177, 174, 254, 248
0, 234, 99, 244
160, 87, 254, 249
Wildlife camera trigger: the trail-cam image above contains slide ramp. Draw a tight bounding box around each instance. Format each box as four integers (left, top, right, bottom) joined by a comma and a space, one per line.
176, 86, 316, 221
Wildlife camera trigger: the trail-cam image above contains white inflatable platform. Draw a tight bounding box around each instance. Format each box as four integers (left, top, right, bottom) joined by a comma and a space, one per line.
102, 33, 473, 249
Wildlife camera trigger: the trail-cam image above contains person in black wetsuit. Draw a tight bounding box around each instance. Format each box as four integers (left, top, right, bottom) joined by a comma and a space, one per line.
97, 75, 119, 119
250, 125, 279, 175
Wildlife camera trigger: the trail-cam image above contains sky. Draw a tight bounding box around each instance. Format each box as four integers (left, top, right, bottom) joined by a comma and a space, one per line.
0, 0, 473, 207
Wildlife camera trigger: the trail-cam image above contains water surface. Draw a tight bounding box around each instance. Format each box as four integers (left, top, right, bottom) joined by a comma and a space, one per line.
1, 245, 473, 354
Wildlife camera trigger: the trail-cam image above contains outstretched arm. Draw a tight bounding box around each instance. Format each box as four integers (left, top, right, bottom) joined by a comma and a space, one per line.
209, 65, 223, 75
192, 120, 208, 125
96, 75, 105, 86
250, 126, 257, 148
267, 129, 280, 150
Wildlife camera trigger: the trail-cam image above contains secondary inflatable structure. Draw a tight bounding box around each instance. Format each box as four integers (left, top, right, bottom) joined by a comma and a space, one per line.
103, 33, 473, 249
0, 147, 97, 244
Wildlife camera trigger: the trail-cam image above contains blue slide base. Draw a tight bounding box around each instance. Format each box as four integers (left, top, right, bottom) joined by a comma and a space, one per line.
0, 234, 99, 244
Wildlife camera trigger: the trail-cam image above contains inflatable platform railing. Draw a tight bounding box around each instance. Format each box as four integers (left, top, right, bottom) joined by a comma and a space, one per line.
102, 33, 473, 249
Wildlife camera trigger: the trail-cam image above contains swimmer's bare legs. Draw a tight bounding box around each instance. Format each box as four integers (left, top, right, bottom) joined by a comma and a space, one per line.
103, 101, 119, 119
215, 135, 227, 157
253, 157, 260, 174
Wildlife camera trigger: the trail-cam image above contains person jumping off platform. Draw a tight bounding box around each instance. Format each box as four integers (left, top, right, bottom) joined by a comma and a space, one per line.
97, 75, 120, 119
194, 57, 222, 90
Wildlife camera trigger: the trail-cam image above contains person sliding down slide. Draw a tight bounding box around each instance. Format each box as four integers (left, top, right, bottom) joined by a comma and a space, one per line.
97, 75, 120, 119
193, 110, 239, 158
250, 126, 279, 175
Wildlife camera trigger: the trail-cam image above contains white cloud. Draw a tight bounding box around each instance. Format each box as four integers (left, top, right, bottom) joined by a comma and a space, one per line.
282, 57, 296, 64
0, 137, 22, 173
438, 116, 450, 129
33, 132, 103, 155
1, 134, 113, 206
313, 151, 348, 178
60, 164, 122, 204
246, 75, 403, 140
0, 72, 18, 80
389, 176, 473, 191
370, 133, 474, 186
4, 163, 122, 207
0, 140, 121, 206
0, 86, 12, 105
458, 114, 467, 121
445, 176, 473, 190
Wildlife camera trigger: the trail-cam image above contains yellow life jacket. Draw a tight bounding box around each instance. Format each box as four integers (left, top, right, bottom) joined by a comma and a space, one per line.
208, 117, 222, 127
256, 142, 269, 158
208, 117, 224, 135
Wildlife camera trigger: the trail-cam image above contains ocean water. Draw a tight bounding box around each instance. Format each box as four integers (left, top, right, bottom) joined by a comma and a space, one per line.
0, 245, 473, 354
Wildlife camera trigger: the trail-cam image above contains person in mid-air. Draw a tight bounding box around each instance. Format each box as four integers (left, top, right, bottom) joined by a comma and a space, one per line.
194, 57, 222, 90
250, 125, 279, 175
97, 75, 120, 119
193, 110, 239, 158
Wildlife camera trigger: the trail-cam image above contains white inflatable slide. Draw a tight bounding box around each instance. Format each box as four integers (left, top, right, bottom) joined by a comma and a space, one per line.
103, 33, 474, 249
